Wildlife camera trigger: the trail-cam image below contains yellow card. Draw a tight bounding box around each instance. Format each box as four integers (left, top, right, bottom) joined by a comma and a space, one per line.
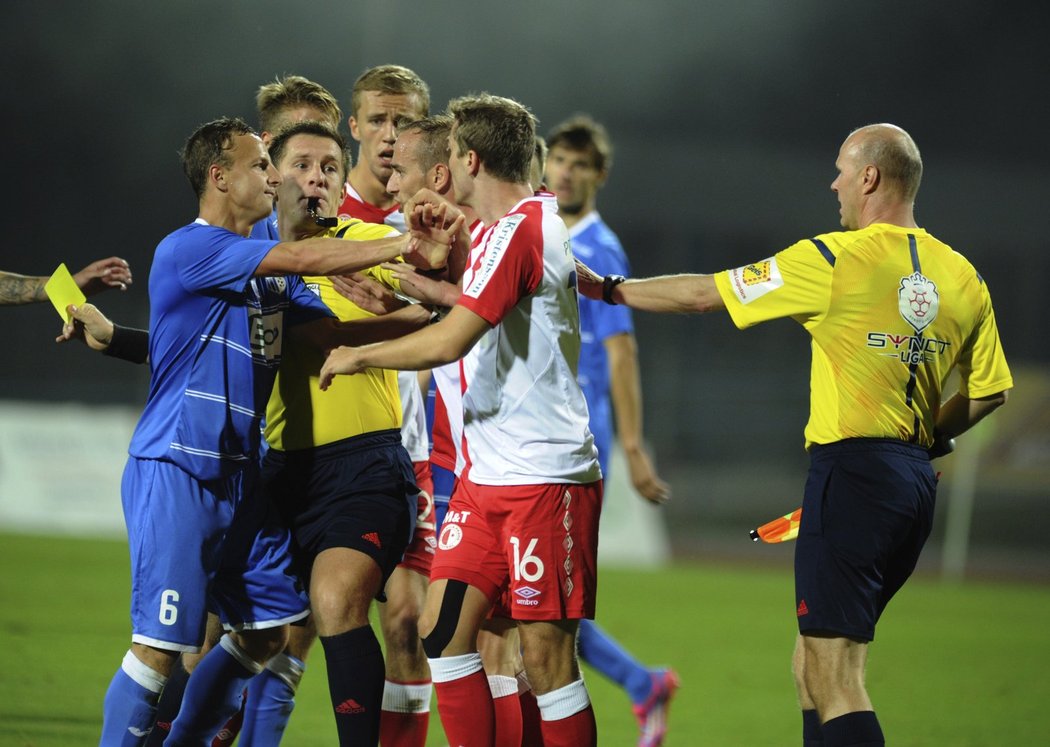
44, 263, 86, 322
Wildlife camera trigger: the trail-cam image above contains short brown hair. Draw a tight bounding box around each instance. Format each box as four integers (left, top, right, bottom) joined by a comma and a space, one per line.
267, 121, 350, 183
350, 65, 430, 118
448, 94, 536, 183
180, 117, 256, 199
256, 75, 342, 134
546, 114, 613, 172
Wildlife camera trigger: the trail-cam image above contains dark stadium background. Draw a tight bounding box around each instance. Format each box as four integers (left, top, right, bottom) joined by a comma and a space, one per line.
2, 1, 1045, 576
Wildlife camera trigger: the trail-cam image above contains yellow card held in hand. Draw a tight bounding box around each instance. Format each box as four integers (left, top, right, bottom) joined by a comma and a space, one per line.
44, 263, 86, 322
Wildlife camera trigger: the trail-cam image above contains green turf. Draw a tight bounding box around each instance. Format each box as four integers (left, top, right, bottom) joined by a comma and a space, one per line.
1, 532, 1048, 745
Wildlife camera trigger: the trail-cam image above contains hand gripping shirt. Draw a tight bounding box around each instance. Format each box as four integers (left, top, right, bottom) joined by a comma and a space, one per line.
264, 219, 406, 452
713, 223, 1013, 448
456, 194, 601, 485
129, 220, 332, 479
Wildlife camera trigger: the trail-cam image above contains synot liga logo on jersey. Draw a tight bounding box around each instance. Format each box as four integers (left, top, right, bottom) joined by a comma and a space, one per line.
898, 271, 939, 333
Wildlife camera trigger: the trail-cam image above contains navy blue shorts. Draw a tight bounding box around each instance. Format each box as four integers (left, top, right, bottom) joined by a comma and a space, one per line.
794, 438, 937, 642
261, 429, 417, 594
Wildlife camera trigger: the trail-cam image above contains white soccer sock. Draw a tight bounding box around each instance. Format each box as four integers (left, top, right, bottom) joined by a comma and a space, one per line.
487, 674, 519, 699
535, 677, 591, 721
426, 652, 483, 683
382, 680, 433, 713
120, 649, 168, 694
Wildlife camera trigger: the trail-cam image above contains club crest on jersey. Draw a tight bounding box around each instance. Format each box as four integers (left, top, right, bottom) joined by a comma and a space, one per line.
898, 271, 939, 333
727, 257, 783, 305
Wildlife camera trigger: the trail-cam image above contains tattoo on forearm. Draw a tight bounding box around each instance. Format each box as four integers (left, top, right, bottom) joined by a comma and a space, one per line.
0, 274, 47, 305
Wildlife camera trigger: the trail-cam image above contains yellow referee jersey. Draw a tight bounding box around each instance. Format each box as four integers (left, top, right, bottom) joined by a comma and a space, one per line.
713, 222, 1012, 448
264, 219, 406, 451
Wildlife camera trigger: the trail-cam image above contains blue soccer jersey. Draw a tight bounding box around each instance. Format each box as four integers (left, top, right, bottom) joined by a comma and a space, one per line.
128, 220, 331, 480
571, 212, 634, 475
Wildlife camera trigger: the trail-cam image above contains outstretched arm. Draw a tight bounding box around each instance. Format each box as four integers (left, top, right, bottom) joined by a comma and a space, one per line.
292, 304, 433, 351
2, 257, 132, 306
0, 271, 48, 305
256, 210, 464, 278
320, 305, 488, 390
56, 302, 149, 364
575, 259, 724, 314
73, 257, 133, 296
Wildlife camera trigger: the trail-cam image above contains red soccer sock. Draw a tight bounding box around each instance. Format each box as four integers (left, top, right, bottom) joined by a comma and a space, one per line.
429, 654, 494, 747
489, 676, 522, 747
518, 689, 543, 747
536, 679, 597, 747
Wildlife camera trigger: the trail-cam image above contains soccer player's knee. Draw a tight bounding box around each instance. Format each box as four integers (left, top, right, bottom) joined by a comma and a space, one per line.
235, 625, 289, 663
420, 580, 467, 659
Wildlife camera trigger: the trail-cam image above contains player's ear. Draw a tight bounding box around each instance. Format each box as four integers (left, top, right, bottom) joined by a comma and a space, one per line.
210, 163, 228, 193
432, 163, 451, 192
466, 150, 481, 177
862, 164, 880, 195
348, 115, 361, 143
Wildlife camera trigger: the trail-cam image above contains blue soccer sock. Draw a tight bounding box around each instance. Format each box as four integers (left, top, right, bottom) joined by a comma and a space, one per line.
576, 619, 652, 704
239, 652, 306, 747
100, 650, 167, 746
143, 656, 190, 746
165, 634, 263, 745
821, 710, 884, 747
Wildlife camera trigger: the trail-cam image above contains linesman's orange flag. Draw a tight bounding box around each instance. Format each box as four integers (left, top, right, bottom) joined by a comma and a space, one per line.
750, 507, 802, 543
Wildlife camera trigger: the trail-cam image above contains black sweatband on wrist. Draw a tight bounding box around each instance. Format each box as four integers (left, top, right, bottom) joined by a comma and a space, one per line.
102, 323, 149, 365
602, 274, 626, 305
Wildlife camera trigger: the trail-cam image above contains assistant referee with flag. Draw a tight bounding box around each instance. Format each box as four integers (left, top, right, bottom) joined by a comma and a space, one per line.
576, 123, 1013, 747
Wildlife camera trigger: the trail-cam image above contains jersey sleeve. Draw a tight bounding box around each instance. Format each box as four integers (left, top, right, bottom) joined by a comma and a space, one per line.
458, 213, 544, 326
713, 238, 835, 329
955, 281, 1013, 398
285, 275, 335, 326
174, 227, 277, 295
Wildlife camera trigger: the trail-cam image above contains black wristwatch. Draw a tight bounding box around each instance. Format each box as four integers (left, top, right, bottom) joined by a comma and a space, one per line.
602, 274, 626, 305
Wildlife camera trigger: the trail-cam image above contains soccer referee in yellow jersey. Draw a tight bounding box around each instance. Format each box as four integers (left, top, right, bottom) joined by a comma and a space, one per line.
576, 123, 1012, 747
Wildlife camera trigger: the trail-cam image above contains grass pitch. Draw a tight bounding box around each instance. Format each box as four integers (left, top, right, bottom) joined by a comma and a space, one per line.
1, 532, 1047, 745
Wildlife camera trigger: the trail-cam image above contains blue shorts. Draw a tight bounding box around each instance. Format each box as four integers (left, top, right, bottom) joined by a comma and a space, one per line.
123, 458, 309, 653
794, 438, 937, 642
261, 430, 417, 593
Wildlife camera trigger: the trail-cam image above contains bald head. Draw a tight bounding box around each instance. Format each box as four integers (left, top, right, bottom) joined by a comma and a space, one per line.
843, 124, 923, 202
